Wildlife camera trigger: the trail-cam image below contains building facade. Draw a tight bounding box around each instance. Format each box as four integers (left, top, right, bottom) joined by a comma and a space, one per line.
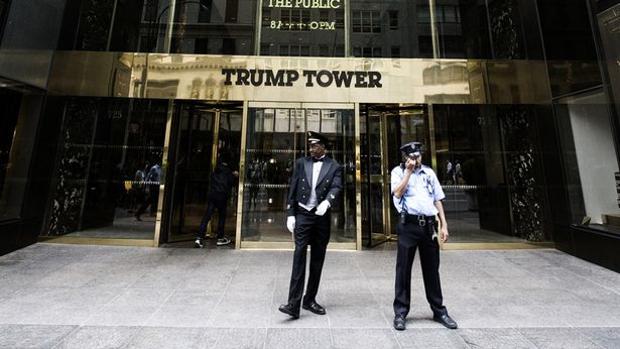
0, 0, 619, 270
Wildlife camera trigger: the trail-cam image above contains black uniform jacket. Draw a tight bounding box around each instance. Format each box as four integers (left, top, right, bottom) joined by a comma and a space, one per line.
286, 156, 343, 217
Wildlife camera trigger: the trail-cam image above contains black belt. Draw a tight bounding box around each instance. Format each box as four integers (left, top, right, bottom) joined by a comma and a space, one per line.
403, 213, 436, 227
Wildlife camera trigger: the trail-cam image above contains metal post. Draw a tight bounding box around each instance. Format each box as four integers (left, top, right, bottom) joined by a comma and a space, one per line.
163, 0, 177, 53
429, 0, 440, 58
106, 0, 120, 50
355, 103, 362, 250
235, 101, 249, 249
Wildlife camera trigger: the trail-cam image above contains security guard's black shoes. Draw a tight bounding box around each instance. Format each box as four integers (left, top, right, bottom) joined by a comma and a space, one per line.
433, 313, 458, 329
302, 300, 326, 315
393, 315, 406, 331
278, 304, 300, 319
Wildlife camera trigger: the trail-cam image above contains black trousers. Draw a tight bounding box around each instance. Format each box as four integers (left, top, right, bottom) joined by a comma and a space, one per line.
197, 196, 228, 239
393, 218, 447, 318
136, 184, 159, 217
287, 208, 331, 310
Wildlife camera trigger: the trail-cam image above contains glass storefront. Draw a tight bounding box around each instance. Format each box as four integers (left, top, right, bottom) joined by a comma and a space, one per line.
361, 103, 554, 247
1, 0, 618, 255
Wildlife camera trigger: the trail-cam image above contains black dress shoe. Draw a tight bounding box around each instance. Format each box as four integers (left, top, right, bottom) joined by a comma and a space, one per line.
433, 313, 458, 329
393, 315, 406, 331
278, 304, 300, 319
302, 301, 326, 315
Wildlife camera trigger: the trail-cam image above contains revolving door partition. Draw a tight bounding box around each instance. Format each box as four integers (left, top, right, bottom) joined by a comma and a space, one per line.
165, 102, 243, 244
237, 102, 360, 250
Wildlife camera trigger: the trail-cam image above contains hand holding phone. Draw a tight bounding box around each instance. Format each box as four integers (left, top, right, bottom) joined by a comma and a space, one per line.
405, 158, 415, 171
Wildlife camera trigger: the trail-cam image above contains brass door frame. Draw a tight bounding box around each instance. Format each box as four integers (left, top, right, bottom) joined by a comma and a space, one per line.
154, 100, 175, 246
380, 112, 393, 242
368, 104, 434, 244
237, 101, 360, 250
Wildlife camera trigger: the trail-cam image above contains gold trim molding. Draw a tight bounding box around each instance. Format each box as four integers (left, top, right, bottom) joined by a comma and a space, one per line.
39, 236, 156, 247
47, 51, 557, 105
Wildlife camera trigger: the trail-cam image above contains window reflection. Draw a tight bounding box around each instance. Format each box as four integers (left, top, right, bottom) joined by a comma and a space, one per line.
51, 0, 561, 60
169, 0, 256, 54
260, 0, 345, 57
349, 0, 494, 59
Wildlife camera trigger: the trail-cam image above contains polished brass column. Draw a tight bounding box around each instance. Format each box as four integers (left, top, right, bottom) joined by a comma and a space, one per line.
205, 109, 222, 238
235, 101, 250, 249
163, 0, 177, 53
428, 104, 438, 171
380, 112, 393, 240
355, 103, 362, 250
429, 0, 440, 58
154, 99, 175, 247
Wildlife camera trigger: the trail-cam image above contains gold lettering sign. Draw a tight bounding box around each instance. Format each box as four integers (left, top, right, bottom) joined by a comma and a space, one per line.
266, 0, 342, 31
268, 0, 341, 9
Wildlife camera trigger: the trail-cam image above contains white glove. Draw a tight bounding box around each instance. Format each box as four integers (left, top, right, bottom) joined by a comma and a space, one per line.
286, 216, 296, 234
315, 200, 331, 216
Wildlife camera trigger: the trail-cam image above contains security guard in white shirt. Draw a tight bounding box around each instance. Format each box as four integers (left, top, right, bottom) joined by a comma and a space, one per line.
391, 141, 457, 331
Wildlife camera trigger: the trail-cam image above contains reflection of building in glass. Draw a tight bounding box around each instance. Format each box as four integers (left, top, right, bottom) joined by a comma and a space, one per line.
140, 0, 258, 54
350, 0, 467, 58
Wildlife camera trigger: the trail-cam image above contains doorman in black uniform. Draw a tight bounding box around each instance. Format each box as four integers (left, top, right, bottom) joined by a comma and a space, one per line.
279, 131, 342, 319
391, 141, 458, 331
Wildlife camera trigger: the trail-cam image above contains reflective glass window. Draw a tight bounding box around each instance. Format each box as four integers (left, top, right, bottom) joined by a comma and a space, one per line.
350, 1, 496, 59
44, 98, 169, 240
170, 0, 256, 54
554, 92, 620, 229
260, 0, 345, 57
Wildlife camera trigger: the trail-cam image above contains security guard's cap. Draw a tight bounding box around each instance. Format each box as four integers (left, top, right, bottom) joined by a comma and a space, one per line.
400, 141, 423, 156
307, 131, 328, 146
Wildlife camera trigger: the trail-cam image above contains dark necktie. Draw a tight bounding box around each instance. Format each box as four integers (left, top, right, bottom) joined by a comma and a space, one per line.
312, 157, 324, 162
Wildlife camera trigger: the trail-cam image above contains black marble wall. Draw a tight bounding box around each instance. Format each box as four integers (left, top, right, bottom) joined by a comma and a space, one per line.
45, 100, 98, 236
498, 106, 546, 241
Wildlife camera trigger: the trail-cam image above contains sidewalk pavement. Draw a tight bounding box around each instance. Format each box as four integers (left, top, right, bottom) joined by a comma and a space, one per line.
0, 243, 619, 348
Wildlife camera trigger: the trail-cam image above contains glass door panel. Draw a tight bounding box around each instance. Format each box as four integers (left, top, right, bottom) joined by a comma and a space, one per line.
240, 103, 356, 247
360, 107, 389, 247
360, 104, 429, 241
167, 102, 242, 244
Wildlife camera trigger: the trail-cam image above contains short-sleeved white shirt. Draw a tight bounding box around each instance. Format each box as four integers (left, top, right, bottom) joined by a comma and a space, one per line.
390, 165, 445, 216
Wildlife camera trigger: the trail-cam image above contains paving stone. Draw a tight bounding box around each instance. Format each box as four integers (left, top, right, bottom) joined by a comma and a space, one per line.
145, 304, 213, 327
53, 326, 138, 349
124, 327, 209, 349
578, 327, 620, 349
331, 329, 399, 349
2, 244, 620, 347
265, 328, 331, 349
209, 328, 267, 349
394, 328, 469, 349
458, 328, 537, 349
84, 305, 160, 327
328, 305, 390, 328
0, 324, 75, 349
518, 328, 601, 349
